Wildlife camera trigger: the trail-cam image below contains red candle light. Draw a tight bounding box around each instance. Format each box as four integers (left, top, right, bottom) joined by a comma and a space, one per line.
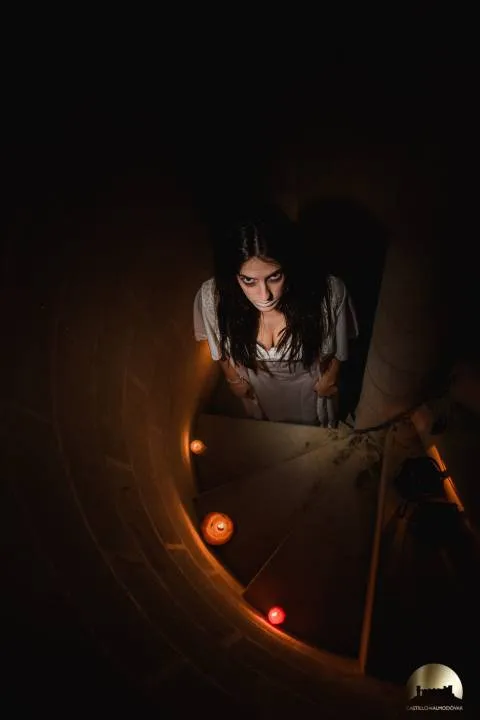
267, 606, 286, 625
201, 512, 234, 546
190, 439, 206, 455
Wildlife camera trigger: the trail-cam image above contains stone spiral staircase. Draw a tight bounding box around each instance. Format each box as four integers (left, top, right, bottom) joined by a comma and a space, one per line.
191, 378, 480, 692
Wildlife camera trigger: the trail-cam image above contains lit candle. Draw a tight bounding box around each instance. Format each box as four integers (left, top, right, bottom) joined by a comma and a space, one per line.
201, 512, 234, 545
190, 439, 206, 455
267, 606, 286, 625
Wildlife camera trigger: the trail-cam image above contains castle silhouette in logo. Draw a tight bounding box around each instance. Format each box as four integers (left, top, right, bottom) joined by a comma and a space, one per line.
407, 684, 463, 707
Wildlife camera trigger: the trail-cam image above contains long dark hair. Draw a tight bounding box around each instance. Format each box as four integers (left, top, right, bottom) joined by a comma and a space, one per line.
213, 204, 334, 372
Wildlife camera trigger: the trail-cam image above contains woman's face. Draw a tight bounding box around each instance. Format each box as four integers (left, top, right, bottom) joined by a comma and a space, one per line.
237, 256, 285, 312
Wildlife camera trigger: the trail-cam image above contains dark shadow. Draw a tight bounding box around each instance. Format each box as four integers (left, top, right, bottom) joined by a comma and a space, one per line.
298, 198, 389, 421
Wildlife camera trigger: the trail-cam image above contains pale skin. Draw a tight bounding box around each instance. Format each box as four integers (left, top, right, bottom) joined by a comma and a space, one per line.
220, 256, 340, 399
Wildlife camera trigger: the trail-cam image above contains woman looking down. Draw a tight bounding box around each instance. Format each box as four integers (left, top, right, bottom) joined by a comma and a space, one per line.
193, 205, 359, 426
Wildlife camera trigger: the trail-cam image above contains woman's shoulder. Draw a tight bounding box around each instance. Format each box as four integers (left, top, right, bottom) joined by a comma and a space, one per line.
198, 277, 215, 293
327, 274, 347, 300
200, 277, 216, 298
197, 277, 217, 316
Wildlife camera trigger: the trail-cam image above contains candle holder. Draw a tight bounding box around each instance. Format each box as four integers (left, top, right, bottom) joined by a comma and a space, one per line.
201, 512, 234, 545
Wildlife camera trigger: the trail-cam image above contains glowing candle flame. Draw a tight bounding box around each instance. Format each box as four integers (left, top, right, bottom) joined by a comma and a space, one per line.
201, 512, 234, 545
190, 439, 206, 455
268, 606, 286, 625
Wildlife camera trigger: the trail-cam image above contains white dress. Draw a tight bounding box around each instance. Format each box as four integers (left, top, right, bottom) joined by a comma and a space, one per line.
193, 276, 359, 426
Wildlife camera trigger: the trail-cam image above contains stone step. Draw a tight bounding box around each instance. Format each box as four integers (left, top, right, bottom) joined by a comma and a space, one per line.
242, 433, 383, 659
194, 431, 372, 587
192, 413, 351, 493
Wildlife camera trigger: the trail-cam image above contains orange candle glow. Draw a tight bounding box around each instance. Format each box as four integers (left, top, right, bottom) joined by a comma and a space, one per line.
190, 439, 206, 455
201, 512, 234, 545
267, 606, 286, 625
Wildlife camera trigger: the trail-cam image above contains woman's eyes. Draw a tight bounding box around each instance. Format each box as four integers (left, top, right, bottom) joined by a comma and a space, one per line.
240, 273, 283, 285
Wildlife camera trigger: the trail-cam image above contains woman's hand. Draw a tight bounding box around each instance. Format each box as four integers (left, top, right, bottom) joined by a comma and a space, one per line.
228, 379, 256, 400
315, 356, 341, 398
313, 376, 338, 398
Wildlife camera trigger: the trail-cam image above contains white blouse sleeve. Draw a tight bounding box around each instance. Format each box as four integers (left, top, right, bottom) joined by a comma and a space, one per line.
193, 278, 222, 361
330, 276, 359, 362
